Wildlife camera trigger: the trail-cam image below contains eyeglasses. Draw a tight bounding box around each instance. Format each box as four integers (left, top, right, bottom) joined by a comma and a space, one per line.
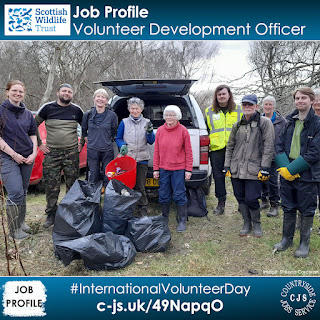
164, 114, 176, 118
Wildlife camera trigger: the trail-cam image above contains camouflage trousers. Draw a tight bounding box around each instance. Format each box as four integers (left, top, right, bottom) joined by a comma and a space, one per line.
43, 147, 79, 216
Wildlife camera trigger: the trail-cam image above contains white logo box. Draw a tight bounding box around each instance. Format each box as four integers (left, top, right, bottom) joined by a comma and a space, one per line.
5, 4, 71, 36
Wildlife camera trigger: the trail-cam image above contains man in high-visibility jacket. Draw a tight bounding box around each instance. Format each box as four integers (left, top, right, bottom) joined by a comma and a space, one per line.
205, 85, 242, 214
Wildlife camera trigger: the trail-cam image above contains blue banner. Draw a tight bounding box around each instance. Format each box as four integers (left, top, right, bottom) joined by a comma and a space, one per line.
1, 277, 319, 319
1, 0, 320, 40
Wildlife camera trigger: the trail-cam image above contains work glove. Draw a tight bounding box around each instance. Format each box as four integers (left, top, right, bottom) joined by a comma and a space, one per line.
120, 145, 128, 156
258, 168, 270, 181
145, 121, 154, 134
274, 152, 290, 168
222, 167, 232, 177
277, 167, 300, 181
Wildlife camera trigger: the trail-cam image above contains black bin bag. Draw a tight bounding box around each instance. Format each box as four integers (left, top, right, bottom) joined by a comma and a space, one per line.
55, 232, 137, 270
102, 179, 141, 234
126, 215, 171, 252
52, 180, 102, 244
187, 187, 208, 218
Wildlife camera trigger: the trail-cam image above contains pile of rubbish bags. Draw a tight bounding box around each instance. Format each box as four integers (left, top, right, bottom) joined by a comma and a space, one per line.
53, 179, 171, 271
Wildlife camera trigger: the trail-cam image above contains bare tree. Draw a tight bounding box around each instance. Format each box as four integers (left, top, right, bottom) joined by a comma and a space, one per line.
247, 41, 320, 114
0, 40, 219, 111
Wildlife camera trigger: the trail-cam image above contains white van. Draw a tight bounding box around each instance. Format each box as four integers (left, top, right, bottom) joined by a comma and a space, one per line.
96, 79, 212, 194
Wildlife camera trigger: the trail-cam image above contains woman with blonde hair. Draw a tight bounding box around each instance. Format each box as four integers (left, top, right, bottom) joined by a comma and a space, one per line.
82, 88, 118, 190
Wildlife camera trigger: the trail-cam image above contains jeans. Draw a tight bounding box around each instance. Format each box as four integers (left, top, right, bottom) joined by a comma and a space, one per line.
158, 169, 187, 206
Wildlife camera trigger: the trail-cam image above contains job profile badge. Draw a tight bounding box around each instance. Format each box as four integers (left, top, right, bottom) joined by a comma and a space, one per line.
4, 4, 71, 36
2, 281, 47, 317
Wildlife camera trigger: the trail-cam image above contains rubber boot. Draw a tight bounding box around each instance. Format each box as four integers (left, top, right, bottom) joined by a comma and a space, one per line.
260, 198, 269, 210
19, 196, 31, 233
295, 212, 301, 230
267, 201, 279, 217
249, 208, 263, 237
213, 201, 225, 215
238, 203, 252, 236
274, 212, 296, 251
294, 216, 314, 258
161, 203, 171, 223
6, 205, 29, 240
176, 204, 187, 232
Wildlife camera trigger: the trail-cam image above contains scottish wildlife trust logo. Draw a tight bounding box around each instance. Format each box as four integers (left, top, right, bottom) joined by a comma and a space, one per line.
5, 4, 71, 36
7, 7, 32, 32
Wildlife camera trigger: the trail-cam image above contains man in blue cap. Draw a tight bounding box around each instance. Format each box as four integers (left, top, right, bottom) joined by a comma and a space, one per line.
224, 94, 274, 237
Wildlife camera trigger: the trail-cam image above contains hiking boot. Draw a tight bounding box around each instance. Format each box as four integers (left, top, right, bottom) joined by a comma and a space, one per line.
267, 201, 279, 217
238, 203, 252, 236
213, 201, 225, 215
176, 204, 187, 232
43, 214, 55, 228
250, 208, 263, 237
294, 216, 314, 258
274, 212, 296, 251
260, 199, 269, 210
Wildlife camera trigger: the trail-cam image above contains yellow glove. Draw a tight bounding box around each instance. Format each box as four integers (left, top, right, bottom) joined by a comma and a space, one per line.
277, 167, 300, 181
226, 170, 232, 177
223, 167, 232, 177
258, 169, 270, 181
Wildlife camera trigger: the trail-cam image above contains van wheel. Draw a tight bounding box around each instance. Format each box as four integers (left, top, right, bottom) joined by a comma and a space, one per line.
201, 176, 212, 195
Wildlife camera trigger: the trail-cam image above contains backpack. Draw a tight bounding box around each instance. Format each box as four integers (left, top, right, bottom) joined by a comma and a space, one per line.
186, 187, 209, 218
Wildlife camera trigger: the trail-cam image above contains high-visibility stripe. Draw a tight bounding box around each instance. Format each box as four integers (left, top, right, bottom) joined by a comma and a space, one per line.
205, 105, 243, 151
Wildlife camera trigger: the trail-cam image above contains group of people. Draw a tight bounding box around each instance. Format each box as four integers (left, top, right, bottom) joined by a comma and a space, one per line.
206, 85, 320, 258
1, 79, 319, 258
0, 81, 192, 241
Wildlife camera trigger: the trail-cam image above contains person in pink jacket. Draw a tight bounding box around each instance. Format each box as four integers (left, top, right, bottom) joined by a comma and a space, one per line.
153, 105, 193, 232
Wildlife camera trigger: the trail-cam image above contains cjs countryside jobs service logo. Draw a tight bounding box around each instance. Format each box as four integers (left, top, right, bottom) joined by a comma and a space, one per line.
4, 4, 71, 36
